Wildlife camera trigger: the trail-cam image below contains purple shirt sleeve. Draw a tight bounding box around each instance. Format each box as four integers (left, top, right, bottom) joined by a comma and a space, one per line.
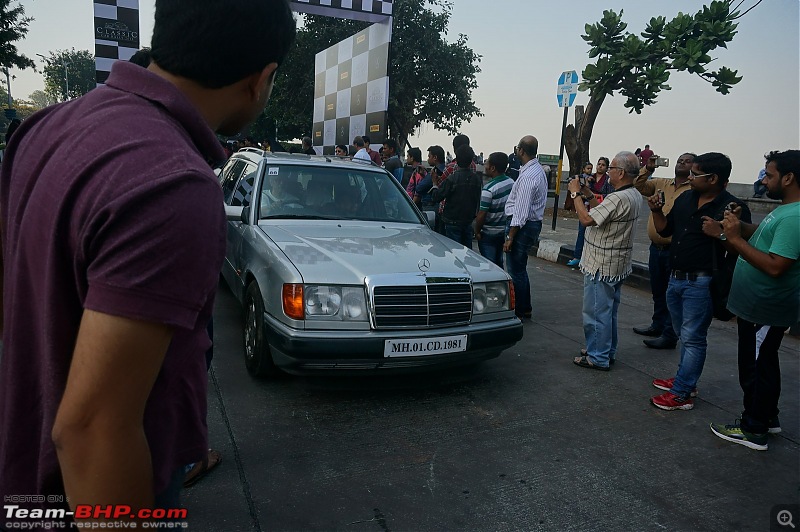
84, 173, 226, 330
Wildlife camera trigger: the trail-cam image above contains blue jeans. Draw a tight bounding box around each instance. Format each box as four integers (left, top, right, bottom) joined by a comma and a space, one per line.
648, 244, 677, 341
666, 276, 714, 398
444, 222, 473, 249
573, 223, 586, 260
582, 273, 623, 367
506, 220, 542, 316
478, 231, 505, 268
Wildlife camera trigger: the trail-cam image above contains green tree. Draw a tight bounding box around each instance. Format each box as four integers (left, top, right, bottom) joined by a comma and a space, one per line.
0, 0, 35, 74
265, 0, 481, 147
27, 89, 54, 109
41, 49, 96, 102
565, 0, 747, 175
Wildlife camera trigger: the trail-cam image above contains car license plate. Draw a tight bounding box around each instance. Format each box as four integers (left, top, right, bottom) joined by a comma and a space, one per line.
384, 335, 467, 358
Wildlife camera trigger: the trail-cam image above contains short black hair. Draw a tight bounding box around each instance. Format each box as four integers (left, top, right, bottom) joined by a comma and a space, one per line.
487, 152, 509, 173
693, 152, 732, 185
362, 135, 371, 144
383, 138, 399, 152
765, 150, 800, 180
129, 47, 152, 68
455, 145, 475, 169
407, 147, 422, 163
353, 136, 365, 148
427, 145, 445, 164
302, 136, 312, 147
151, 0, 296, 89
335, 144, 348, 154
453, 134, 470, 151
597, 157, 610, 167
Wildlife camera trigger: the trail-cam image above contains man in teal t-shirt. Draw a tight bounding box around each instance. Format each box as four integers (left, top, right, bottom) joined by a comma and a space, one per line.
705, 150, 800, 451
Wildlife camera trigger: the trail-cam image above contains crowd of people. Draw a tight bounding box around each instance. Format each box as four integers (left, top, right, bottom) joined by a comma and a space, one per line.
0, 0, 797, 526
338, 131, 799, 453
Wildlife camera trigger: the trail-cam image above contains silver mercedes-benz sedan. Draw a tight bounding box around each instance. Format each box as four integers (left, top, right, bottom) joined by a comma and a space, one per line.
218, 150, 522, 377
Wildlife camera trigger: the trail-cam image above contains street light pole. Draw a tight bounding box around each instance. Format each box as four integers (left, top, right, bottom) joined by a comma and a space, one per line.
63, 60, 71, 100
37, 53, 72, 102
3, 67, 11, 108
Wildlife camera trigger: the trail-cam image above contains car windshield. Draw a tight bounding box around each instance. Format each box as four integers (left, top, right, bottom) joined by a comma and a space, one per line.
259, 166, 422, 223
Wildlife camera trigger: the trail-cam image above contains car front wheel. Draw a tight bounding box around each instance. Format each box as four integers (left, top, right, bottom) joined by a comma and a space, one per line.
243, 282, 278, 378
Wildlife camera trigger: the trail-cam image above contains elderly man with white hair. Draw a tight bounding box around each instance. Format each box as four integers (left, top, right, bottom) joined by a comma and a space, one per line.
568, 151, 644, 371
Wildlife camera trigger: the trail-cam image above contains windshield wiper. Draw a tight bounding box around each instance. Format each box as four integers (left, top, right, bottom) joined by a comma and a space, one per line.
260, 214, 339, 220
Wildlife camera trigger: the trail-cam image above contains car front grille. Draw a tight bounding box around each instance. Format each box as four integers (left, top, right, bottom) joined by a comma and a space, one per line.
372, 283, 472, 328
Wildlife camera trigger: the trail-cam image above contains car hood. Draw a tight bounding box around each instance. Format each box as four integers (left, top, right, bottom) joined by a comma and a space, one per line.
258, 221, 504, 284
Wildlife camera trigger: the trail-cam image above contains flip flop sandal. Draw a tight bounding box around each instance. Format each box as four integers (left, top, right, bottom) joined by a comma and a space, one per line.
580, 349, 614, 365
573, 355, 610, 372
184, 449, 222, 488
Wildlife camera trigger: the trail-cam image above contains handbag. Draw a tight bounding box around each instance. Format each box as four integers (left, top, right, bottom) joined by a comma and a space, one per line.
710, 242, 735, 321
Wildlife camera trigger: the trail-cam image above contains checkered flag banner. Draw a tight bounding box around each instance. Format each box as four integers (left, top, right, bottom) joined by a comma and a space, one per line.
312, 21, 391, 155
94, 0, 140, 85
289, 0, 393, 23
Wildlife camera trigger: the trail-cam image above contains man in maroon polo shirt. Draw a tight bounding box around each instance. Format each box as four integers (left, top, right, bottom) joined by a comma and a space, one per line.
0, 0, 295, 521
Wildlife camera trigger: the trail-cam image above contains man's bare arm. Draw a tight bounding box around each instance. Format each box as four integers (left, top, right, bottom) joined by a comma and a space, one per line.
53, 309, 173, 515
474, 210, 488, 240
633, 165, 656, 197
722, 212, 796, 278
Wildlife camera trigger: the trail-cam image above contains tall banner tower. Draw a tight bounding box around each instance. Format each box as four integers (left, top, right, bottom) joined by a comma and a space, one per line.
94, 0, 140, 85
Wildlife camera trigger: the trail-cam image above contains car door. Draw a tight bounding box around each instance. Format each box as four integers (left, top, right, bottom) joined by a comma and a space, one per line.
220, 159, 254, 297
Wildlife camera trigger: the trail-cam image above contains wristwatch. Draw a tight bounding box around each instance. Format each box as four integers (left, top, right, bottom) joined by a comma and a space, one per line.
570, 191, 579, 199
719, 232, 727, 241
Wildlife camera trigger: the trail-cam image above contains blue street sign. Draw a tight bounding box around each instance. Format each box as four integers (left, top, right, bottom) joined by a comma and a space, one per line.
556, 70, 578, 108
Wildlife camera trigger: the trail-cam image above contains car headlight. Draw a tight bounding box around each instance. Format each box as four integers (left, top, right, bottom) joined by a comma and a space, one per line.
472, 281, 511, 314
303, 285, 368, 321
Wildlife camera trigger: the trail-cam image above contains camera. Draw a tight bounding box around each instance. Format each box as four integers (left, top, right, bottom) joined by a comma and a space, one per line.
657, 189, 665, 205
655, 157, 670, 167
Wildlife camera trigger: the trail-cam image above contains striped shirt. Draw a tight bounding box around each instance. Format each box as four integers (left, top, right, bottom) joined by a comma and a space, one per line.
479, 175, 515, 234
580, 186, 643, 282
504, 158, 548, 227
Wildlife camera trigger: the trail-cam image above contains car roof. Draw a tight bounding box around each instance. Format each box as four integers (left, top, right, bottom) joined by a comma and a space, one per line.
227, 150, 385, 172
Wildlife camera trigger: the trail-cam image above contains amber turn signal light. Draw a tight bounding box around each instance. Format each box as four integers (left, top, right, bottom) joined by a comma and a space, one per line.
282, 284, 304, 320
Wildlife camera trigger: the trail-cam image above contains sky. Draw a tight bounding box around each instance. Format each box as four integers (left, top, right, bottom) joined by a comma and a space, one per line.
9, 0, 800, 184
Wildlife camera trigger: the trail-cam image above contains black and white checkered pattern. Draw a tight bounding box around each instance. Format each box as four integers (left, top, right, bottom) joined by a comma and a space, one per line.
312, 21, 391, 156
289, 0, 392, 23
94, 0, 140, 84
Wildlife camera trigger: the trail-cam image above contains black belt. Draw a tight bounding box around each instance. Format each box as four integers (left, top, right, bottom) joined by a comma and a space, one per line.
671, 270, 712, 281
652, 243, 670, 251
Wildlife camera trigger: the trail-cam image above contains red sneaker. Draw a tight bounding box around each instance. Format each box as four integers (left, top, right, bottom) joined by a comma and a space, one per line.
652, 377, 698, 398
651, 391, 694, 411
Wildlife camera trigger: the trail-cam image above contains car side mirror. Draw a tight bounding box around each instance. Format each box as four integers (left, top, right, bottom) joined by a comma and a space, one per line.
424, 210, 435, 229
241, 206, 251, 225
225, 205, 246, 223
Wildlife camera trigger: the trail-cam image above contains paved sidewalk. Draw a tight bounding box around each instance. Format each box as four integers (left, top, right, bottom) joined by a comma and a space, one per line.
184, 258, 800, 531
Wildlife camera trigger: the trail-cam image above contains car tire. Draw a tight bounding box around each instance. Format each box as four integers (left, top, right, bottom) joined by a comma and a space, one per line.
244, 282, 278, 378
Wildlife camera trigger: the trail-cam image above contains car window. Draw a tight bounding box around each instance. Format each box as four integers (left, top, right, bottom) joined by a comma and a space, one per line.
230, 163, 258, 207
221, 160, 247, 205
259, 166, 422, 223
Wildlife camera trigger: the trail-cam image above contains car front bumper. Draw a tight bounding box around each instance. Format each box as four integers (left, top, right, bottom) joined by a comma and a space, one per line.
263, 313, 523, 375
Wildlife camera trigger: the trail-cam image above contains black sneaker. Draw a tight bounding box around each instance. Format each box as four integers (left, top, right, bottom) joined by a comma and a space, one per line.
767, 417, 781, 434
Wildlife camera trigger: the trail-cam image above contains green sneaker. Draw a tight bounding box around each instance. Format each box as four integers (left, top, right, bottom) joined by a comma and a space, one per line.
710, 420, 768, 451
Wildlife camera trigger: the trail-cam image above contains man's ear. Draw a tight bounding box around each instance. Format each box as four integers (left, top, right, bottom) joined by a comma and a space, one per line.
246, 62, 279, 102
782, 171, 796, 187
